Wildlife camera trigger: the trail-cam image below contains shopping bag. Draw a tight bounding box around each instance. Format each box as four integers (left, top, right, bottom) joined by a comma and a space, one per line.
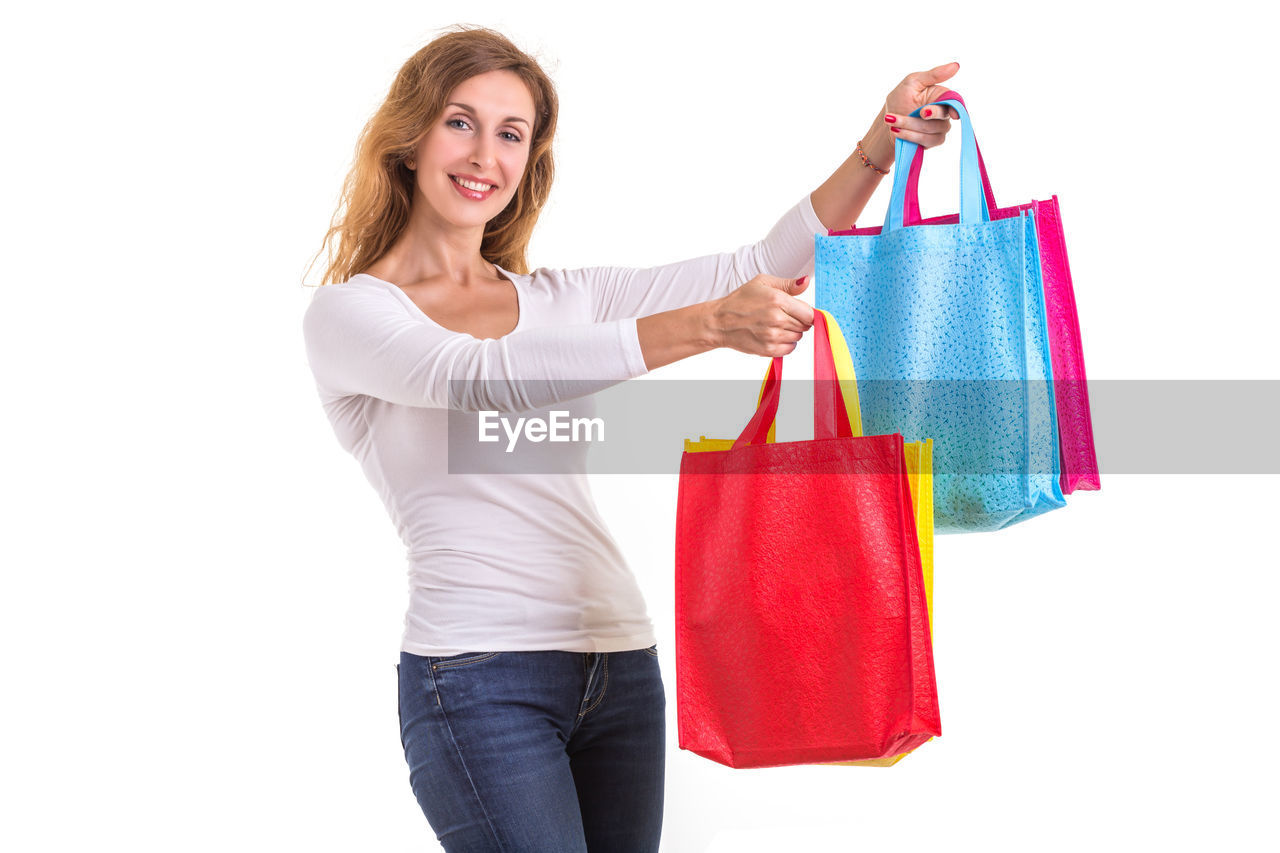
685, 320, 936, 767
815, 95, 1066, 532
676, 310, 941, 769
833, 90, 1099, 495
829, 437, 935, 766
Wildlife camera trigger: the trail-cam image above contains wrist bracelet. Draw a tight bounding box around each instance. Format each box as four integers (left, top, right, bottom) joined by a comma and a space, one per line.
856, 139, 889, 176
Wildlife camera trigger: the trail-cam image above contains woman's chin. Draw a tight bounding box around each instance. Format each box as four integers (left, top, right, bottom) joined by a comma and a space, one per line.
435, 206, 496, 230
424, 191, 513, 230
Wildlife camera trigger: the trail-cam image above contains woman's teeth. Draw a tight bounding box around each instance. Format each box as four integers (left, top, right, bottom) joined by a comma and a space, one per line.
452, 176, 494, 192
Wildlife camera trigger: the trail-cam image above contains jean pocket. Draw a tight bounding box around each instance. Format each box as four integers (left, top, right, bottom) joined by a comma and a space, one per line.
429, 651, 504, 671
643, 644, 659, 657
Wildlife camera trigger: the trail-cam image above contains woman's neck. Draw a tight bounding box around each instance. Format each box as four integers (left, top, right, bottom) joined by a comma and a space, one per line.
366, 206, 497, 288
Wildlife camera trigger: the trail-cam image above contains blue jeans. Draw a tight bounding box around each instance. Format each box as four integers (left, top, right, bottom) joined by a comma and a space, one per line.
397, 647, 666, 852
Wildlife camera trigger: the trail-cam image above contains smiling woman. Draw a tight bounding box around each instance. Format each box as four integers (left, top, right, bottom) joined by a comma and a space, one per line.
300, 23, 959, 853
310, 29, 558, 282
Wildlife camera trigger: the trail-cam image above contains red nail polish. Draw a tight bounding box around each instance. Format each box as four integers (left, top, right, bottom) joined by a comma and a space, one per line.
923, 108, 932, 117
884, 114, 896, 123
795, 276, 807, 287
890, 127, 900, 133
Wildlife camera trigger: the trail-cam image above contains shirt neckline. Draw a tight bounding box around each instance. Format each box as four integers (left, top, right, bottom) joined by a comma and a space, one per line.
354, 265, 526, 337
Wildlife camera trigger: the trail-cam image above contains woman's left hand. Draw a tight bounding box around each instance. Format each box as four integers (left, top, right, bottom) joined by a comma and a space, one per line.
881, 62, 962, 150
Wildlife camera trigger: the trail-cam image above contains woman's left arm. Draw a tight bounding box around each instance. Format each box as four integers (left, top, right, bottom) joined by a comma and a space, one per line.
810, 62, 962, 231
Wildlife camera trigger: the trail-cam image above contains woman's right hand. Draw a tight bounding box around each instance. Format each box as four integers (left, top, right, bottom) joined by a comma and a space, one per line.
709, 274, 814, 357
635, 274, 814, 371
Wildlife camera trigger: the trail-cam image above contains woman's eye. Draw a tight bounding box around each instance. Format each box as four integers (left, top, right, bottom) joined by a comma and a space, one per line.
446, 118, 518, 142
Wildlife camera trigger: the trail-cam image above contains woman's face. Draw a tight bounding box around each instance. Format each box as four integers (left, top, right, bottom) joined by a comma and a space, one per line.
411, 70, 536, 230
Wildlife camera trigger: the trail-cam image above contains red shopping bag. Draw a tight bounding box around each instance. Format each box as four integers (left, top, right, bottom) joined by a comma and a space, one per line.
675, 311, 941, 769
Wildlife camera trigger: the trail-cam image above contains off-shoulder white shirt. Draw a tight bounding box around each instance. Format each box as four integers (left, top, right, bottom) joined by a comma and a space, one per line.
302, 194, 824, 656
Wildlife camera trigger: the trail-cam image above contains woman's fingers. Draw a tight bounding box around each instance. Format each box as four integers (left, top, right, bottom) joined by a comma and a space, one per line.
884, 108, 953, 128
909, 61, 960, 91
884, 109, 952, 149
761, 328, 805, 357
758, 274, 808, 297
919, 103, 960, 120
752, 275, 815, 327
779, 294, 814, 327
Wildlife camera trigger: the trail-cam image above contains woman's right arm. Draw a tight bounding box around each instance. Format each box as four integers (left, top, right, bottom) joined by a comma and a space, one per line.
303, 284, 646, 412
302, 275, 812, 412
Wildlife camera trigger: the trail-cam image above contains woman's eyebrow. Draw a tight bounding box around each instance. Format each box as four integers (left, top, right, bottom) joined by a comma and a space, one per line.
445, 102, 530, 127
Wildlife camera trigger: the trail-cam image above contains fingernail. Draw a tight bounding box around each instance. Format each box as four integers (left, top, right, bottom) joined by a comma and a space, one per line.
884, 114, 896, 123
890, 127, 900, 134
795, 276, 806, 287
923, 108, 932, 117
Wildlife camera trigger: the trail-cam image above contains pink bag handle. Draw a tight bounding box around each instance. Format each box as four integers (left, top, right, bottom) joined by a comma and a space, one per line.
733, 312, 854, 448
902, 90, 1000, 225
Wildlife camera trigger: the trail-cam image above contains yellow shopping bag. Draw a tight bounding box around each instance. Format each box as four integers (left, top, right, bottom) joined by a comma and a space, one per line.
684, 309, 935, 766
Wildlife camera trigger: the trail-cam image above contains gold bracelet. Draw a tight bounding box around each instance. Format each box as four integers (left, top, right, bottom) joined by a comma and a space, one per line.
856, 139, 889, 176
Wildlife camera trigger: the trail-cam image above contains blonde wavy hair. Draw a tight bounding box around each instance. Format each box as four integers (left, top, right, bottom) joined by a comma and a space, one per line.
307, 26, 558, 286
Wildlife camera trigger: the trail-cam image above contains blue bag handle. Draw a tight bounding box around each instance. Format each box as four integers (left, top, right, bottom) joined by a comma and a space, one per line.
882, 98, 989, 230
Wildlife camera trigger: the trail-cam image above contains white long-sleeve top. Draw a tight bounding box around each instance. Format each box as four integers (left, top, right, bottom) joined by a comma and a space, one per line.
302, 194, 825, 655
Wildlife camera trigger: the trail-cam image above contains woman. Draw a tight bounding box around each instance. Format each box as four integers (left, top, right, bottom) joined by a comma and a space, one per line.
302, 25, 958, 853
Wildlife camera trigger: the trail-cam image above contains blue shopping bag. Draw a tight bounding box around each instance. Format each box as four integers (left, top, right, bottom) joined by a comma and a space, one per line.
815, 97, 1065, 533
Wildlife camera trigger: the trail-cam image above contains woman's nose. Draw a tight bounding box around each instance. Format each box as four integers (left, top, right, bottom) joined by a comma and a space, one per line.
470, 136, 496, 170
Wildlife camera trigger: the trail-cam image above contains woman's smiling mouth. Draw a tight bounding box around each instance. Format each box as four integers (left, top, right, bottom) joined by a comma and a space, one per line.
449, 174, 498, 200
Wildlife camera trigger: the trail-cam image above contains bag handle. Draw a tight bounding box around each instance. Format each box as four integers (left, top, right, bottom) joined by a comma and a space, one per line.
732, 310, 864, 449
900, 90, 1000, 225
883, 91, 989, 230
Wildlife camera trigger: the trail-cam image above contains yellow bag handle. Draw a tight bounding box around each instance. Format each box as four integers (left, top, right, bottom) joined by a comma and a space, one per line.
819, 308, 864, 438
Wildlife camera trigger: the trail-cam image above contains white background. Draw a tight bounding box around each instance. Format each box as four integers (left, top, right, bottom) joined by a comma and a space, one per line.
3, 1, 1277, 850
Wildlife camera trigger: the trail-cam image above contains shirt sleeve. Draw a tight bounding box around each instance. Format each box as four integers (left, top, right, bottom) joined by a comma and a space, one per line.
302, 283, 649, 412
578, 193, 826, 323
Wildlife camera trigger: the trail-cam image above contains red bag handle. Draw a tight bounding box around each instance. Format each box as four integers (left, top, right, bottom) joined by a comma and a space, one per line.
732, 311, 856, 449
